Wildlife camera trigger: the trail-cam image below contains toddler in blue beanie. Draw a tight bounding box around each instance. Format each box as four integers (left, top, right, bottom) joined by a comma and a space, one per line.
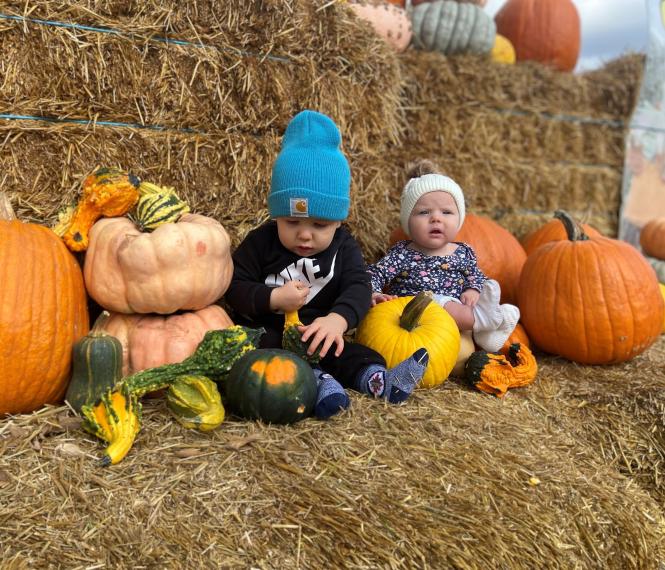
225, 110, 429, 419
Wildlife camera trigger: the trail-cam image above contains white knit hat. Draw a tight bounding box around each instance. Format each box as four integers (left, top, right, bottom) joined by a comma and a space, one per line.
400, 173, 466, 237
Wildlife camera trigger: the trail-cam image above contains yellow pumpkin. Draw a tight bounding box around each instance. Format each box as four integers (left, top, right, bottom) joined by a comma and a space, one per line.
356, 292, 460, 388
451, 331, 475, 378
491, 34, 516, 64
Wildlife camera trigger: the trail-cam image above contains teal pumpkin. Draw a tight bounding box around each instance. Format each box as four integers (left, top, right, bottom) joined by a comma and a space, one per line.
225, 349, 316, 424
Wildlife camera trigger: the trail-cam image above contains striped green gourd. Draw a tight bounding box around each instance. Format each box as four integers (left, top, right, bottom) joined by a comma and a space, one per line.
133, 182, 190, 231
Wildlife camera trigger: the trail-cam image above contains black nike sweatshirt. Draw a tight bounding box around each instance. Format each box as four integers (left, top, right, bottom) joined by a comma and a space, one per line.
225, 221, 372, 332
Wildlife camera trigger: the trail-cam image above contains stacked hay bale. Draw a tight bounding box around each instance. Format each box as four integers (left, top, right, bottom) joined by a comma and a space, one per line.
382, 51, 643, 246
0, 0, 403, 258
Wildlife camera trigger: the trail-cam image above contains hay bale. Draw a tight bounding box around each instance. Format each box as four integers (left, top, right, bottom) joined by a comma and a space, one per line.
1, 341, 664, 567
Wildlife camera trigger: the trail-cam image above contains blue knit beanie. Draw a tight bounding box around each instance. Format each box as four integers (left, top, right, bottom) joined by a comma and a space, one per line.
269, 110, 350, 221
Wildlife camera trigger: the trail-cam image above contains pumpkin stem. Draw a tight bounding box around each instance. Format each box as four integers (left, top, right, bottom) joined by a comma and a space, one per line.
399, 291, 434, 332
0, 192, 16, 221
554, 210, 588, 242
90, 310, 111, 335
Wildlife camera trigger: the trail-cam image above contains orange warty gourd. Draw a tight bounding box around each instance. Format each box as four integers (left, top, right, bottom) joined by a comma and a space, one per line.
495, 0, 581, 72
640, 218, 665, 260
517, 211, 664, 364
60, 167, 140, 252
388, 215, 526, 304
100, 305, 234, 376
84, 213, 233, 314
0, 192, 89, 415
522, 218, 601, 256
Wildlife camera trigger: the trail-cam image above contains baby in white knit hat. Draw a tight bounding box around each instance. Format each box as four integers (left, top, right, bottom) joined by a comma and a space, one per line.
367, 160, 519, 352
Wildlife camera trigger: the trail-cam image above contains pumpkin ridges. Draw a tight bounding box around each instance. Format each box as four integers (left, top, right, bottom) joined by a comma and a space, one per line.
102, 305, 234, 376
521, 218, 601, 255
356, 296, 459, 388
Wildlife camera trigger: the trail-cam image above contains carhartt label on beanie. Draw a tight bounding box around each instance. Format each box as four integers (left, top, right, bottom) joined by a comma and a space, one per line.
399, 173, 466, 237
269, 110, 350, 221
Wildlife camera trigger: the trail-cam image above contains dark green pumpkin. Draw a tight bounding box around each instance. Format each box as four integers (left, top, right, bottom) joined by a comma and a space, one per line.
225, 349, 316, 424
65, 312, 123, 413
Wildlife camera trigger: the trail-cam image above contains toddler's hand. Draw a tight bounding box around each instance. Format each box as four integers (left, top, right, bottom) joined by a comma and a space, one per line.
371, 292, 397, 306
299, 313, 347, 359
270, 280, 310, 313
460, 288, 480, 307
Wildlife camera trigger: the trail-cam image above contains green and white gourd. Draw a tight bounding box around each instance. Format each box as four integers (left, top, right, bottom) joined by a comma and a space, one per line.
133, 182, 190, 232
410, 0, 495, 55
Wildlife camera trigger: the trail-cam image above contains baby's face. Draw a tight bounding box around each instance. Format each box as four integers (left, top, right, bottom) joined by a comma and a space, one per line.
275, 217, 341, 257
408, 191, 460, 255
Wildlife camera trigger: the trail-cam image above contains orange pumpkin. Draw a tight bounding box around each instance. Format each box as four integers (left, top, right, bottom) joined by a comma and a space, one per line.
100, 305, 234, 376
501, 322, 529, 353
522, 217, 601, 256
389, 215, 526, 304
495, 0, 581, 72
640, 218, 665, 260
84, 213, 233, 314
0, 192, 89, 415
456, 215, 526, 305
517, 211, 664, 364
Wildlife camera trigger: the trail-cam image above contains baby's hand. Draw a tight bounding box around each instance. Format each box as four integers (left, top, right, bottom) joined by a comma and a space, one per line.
270, 280, 310, 312
371, 292, 397, 306
460, 288, 480, 307
299, 313, 347, 358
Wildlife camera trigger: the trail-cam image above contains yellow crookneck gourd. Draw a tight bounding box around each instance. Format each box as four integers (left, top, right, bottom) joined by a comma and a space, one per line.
81, 384, 141, 466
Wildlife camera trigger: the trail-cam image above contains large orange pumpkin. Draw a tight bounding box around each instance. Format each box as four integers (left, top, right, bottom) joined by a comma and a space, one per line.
456, 215, 526, 305
640, 218, 665, 260
0, 192, 89, 415
501, 322, 529, 353
517, 212, 664, 364
494, 0, 581, 72
100, 305, 234, 376
84, 213, 233, 314
521, 215, 601, 256
389, 215, 526, 304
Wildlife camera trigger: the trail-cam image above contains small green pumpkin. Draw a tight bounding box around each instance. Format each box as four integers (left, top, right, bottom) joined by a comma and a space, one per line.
132, 182, 190, 232
166, 375, 225, 431
225, 349, 316, 424
65, 311, 123, 413
282, 310, 321, 365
